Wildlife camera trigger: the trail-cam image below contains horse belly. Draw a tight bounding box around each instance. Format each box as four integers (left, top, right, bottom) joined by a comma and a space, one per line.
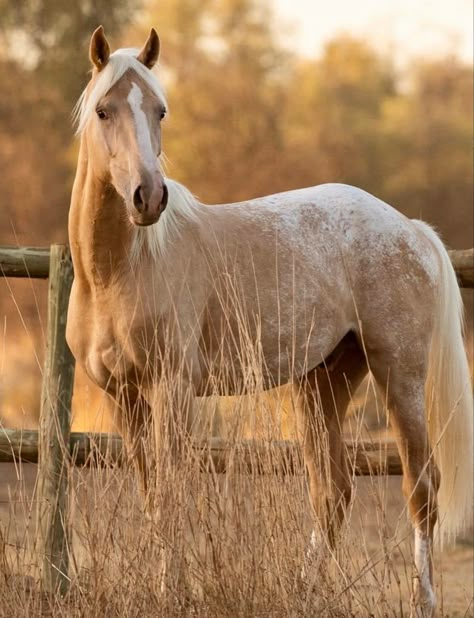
259, 304, 351, 385
197, 294, 351, 396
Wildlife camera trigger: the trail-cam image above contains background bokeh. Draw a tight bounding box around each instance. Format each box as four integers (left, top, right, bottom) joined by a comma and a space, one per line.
0, 0, 472, 429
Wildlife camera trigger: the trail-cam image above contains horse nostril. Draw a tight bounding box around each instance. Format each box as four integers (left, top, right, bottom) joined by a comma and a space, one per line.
133, 185, 146, 212
161, 183, 168, 209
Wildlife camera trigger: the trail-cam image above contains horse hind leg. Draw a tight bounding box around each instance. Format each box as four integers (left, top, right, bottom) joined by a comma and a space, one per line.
297, 332, 368, 550
368, 345, 439, 617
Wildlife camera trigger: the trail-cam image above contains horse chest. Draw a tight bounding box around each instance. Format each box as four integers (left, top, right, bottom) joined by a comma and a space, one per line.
68, 288, 154, 391
98, 317, 157, 386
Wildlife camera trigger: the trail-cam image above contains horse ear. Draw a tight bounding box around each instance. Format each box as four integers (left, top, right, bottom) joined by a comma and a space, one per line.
137, 28, 160, 69
89, 26, 110, 71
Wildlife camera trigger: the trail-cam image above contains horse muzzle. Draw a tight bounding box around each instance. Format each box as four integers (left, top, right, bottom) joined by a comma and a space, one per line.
130, 182, 168, 226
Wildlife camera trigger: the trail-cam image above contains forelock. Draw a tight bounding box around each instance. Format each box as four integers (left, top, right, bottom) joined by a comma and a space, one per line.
73, 48, 167, 134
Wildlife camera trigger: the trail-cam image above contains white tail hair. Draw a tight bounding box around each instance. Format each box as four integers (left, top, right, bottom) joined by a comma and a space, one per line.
414, 221, 473, 543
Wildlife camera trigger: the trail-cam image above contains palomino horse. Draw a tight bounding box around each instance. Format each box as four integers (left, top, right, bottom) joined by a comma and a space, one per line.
67, 27, 473, 616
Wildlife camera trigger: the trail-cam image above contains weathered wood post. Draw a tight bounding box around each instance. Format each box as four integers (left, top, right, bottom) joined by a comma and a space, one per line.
36, 244, 75, 594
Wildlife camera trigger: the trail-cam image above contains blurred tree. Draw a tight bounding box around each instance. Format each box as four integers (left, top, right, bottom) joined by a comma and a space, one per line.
282, 37, 397, 196
0, 59, 70, 242
139, 0, 291, 202
381, 57, 473, 247
0, 0, 140, 106
0, 0, 140, 243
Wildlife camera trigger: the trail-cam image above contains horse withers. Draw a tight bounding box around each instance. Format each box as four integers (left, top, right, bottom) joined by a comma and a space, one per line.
66, 26, 473, 616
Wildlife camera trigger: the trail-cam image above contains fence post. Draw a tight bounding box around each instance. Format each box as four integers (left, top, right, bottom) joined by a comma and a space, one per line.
37, 244, 75, 594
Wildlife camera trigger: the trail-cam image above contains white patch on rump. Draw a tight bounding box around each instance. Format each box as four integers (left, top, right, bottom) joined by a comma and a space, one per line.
127, 81, 158, 176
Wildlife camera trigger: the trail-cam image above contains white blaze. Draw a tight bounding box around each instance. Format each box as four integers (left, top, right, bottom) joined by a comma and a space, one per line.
127, 82, 158, 176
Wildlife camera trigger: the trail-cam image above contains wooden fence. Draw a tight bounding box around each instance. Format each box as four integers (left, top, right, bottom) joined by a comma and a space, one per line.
0, 243, 473, 594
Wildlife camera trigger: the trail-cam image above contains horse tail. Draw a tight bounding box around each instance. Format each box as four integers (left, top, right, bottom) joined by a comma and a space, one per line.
414, 221, 473, 543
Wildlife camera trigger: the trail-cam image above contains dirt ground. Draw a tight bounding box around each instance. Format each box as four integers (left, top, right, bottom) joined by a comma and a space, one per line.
0, 462, 472, 617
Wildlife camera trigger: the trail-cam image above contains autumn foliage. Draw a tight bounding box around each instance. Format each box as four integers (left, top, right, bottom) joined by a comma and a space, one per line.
0, 0, 472, 426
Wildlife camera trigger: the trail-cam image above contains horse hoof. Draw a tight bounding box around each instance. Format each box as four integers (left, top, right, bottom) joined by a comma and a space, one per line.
410, 591, 436, 618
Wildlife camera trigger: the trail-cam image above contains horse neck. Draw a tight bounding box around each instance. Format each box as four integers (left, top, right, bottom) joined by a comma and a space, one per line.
69, 137, 134, 289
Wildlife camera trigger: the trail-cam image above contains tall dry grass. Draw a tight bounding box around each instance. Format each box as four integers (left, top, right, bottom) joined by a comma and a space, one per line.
1, 370, 473, 616
0, 259, 473, 617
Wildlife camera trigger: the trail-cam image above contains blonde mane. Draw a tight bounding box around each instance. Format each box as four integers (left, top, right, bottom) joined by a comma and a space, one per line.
73, 48, 167, 134
130, 179, 201, 262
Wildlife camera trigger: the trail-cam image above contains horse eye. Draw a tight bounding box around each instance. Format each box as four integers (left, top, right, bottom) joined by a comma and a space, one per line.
160, 110, 167, 121
96, 108, 108, 120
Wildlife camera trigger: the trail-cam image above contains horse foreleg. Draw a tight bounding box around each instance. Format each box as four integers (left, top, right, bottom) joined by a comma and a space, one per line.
151, 373, 197, 463
107, 386, 153, 503
149, 372, 197, 594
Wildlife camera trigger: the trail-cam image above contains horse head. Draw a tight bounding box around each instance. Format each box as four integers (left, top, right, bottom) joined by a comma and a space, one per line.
78, 26, 168, 226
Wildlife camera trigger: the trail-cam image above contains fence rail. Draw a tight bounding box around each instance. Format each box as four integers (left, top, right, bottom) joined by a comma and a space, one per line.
0, 428, 402, 476
0, 246, 51, 278
1, 244, 472, 286
0, 242, 472, 593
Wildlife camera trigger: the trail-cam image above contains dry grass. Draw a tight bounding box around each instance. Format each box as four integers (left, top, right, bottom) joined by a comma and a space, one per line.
0, 403, 473, 617
0, 264, 472, 617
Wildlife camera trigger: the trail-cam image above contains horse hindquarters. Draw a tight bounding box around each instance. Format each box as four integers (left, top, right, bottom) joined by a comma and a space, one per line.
362, 222, 472, 616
